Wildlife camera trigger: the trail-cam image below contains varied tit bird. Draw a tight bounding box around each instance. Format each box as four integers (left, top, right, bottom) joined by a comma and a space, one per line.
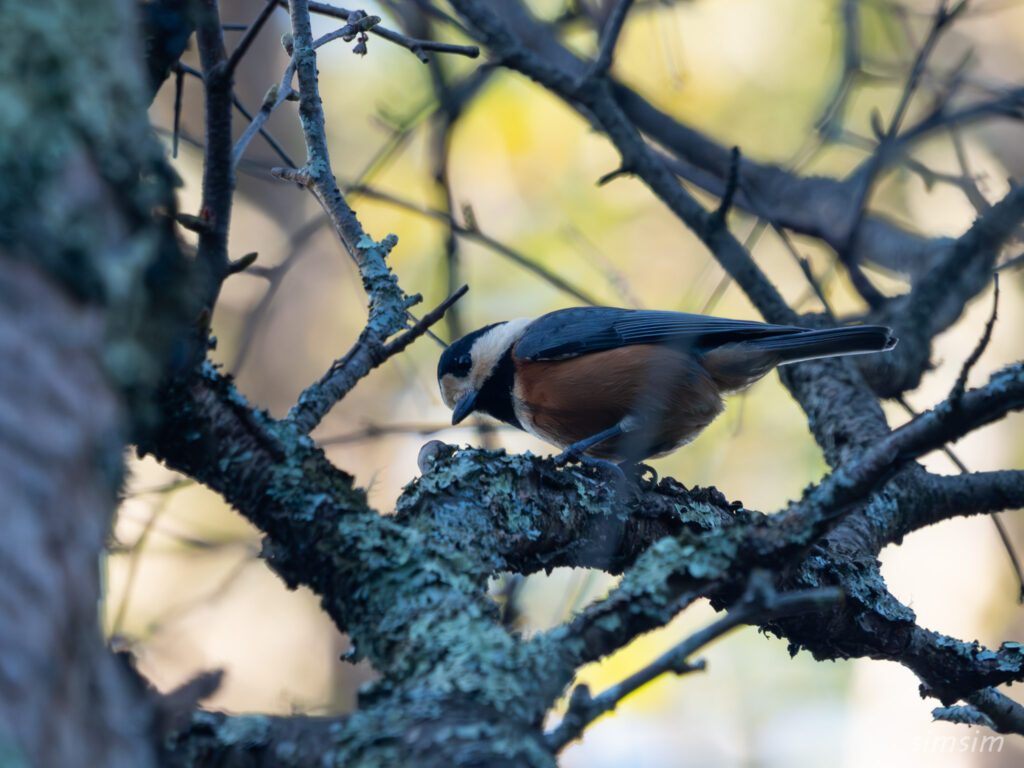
437, 307, 897, 464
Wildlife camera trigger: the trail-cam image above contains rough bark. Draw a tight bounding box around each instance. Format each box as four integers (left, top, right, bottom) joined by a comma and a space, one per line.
0, 0, 194, 764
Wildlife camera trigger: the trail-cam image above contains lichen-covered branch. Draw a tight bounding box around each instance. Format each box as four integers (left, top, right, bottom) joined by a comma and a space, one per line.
143, 346, 1024, 763
278, 0, 429, 434
133, 1, 1024, 762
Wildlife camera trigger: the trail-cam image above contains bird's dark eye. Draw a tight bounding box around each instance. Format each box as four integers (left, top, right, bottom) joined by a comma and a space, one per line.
454, 353, 473, 375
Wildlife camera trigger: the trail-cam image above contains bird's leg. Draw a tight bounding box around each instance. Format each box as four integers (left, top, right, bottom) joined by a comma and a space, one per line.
553, 424, 627, 481
553, 423, 624, 463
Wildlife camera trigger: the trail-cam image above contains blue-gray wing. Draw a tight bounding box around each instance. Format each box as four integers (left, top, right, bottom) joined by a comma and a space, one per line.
514, 307, 806, 360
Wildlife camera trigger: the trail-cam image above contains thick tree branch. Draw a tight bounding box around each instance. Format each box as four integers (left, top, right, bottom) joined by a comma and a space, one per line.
897, 470, 1024, 536
1, 1, 197, 763
777, 362, 1024, 546
135, 2, 1024, 761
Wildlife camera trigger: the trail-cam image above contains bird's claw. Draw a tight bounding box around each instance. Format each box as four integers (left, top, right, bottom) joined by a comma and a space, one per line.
553, 448, 627, 483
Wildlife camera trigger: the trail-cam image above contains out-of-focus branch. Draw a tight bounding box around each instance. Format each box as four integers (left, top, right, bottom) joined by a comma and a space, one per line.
141, 0, 200, 99
231, 216, 326, 375
225, 0, 280, 77
878, 185, 1024, 395
467, 0, 939, 277
894, 390, 1024, 602
318, 420, 514, 446
842, 0, 966, 308
448, 0, 794, 327
580, 0, 634, 82
348, 183, 603, 305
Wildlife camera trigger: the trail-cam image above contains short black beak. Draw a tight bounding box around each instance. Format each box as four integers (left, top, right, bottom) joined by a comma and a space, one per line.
452, 391, 478, 425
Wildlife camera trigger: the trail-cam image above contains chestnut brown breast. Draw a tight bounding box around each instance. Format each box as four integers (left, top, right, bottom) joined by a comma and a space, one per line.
512, 344, 724, 460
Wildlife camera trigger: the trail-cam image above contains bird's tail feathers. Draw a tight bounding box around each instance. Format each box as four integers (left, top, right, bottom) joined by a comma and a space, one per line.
750, 325, 896, 365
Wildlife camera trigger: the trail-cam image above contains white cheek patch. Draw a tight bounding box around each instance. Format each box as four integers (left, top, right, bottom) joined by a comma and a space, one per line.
468, 317, 533, 390
439, 373, 470, 409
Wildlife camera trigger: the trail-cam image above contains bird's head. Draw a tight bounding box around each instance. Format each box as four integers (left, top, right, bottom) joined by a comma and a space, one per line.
437, 318, 533, 424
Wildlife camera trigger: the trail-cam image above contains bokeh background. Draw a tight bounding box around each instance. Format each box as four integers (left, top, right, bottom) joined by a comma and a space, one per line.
112, 0, 1023, 765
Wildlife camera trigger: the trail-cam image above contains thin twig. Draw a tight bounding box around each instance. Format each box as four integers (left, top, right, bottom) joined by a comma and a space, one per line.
706, 145, 741, 232
843, 0, 967, 306
172, 65, 184, 158
231, 216, 327, 375
813, 0, 863, 139
290, 285, 468, 428
174, 62, 298, 170
225, 0, 280, 77
194, 0, 235, 306
274, 0, 425, 433
698, 219, 768, 314
276, 1, 479, 61
231, 61, 296, 168
371, 23, 480, 62
546, 580, 843, 751
347, 183, 602, 306
379, 285, 469, 360
580, 0, 635, 83
230, 93, 297, 168
949, 127, 992, 214
110, 486, 184, 636
950, 274, 999, 402
773, 224, 837, 321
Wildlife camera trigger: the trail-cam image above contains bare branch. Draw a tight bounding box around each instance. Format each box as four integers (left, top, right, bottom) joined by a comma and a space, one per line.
275, 0, 428, 433
277, 1, 479, 61
225, 0, 280, 77
962, 688, 1024, 735
842, 0, 967, 306
949, 275, 999, 402
579, 0, 634, 83
370, 20, 480, 62
193, 0, 235, 305
288, 285, 467, 432
900, 470, 1024, 533
895, 395, 1024, 601
782, 361, 1024, 544
347, 184, 603, 305
547, 580, 843, 752
448, 0, 794, 325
